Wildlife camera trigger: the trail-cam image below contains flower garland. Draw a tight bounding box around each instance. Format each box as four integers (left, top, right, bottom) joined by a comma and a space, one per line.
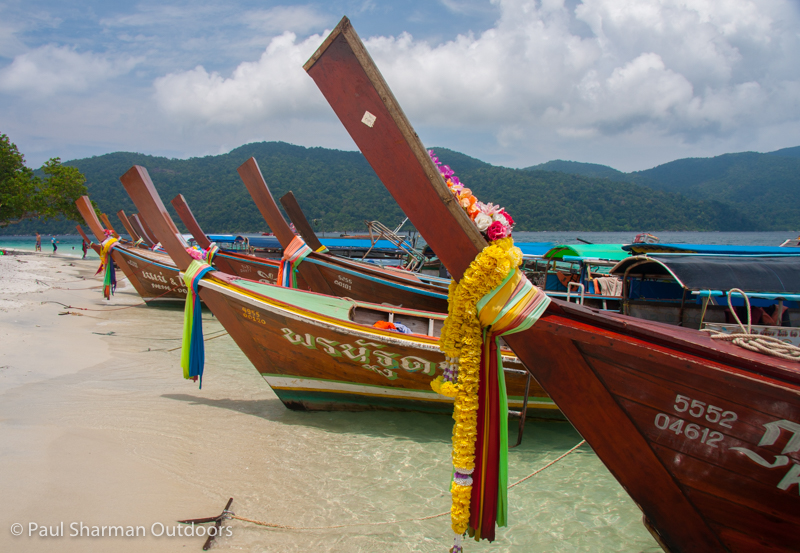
429, 151, 515, 240
428, 151, 523, 551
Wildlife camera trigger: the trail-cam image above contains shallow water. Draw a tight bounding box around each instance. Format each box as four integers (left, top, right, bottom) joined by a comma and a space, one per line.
0, 235, 99, 258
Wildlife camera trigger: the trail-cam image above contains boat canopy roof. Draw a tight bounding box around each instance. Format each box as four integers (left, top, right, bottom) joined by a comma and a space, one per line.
543, 244, 628, 261
319, 238, 404, 251
624, 243, 800, 255
204, 234, 283, 249
611, 255, 800, 294
516, 242, 556, 257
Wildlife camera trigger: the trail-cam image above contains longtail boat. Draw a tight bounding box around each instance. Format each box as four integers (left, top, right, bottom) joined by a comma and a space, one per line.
75, 196, 187, 301
170, 193, 284, 285
120, 167, 559, 417
237, 157, 450, 312
304, 17, 800, 552
171, 191, 449, 305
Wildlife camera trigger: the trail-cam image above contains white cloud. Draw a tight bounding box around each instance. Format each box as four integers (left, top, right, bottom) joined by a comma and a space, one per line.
0, 45, 140, 96
153, 31, 329, 125
17, 0, 794, 171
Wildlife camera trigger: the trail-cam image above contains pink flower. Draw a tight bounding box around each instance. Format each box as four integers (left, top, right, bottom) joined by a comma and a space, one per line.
186, 247, 205, 261
478, 202, 501, 217
486, 220, 509, 241
501, 210, 515, 226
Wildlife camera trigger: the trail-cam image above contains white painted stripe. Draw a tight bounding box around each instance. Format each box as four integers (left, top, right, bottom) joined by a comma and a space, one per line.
263, 375, 556, 407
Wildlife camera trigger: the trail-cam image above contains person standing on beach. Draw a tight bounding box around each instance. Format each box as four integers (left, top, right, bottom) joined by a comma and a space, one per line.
81, 240, 88, 259
35, 232, 41, 252
51, 236, 58, 253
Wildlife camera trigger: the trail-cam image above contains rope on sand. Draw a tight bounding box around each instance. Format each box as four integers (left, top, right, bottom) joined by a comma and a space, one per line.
701, 288, 800, 362
40, 283, 184, 312
208, 440, 587, 532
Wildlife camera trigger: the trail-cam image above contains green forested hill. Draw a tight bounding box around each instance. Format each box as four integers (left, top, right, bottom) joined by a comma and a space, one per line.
631, 151, 800, 229
435, 150, 753, 231
2, 141, 779, 235
521, 147, 800, 230
523, 159, 630, 182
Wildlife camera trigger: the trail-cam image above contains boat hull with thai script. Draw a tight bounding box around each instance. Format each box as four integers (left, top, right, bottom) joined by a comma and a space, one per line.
305, 18, 800, 552
120, 167, 560, 418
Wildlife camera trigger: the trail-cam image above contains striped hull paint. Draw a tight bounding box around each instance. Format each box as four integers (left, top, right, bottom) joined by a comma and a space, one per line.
197, 277, 561, 418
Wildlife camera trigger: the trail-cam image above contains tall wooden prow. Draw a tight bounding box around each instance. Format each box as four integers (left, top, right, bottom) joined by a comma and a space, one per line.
171, 194, 213, 250
116, 210, 144, 244
279, 192, 326, 252
237, 158, 334, 295
130, 214, 156, 246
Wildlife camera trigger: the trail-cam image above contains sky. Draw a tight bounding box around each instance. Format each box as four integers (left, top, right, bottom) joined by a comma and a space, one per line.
1, 0, 799, 172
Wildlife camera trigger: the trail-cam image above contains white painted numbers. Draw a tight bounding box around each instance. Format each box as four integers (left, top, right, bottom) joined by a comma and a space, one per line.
652, 394, 738, 449
334, 274, 352, 291
654, 413, 724, 447
672, 394, 738, 428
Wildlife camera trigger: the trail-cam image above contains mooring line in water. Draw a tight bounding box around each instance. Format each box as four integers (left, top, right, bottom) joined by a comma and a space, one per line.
180, 440, 587, 538
166, 330, 229, 351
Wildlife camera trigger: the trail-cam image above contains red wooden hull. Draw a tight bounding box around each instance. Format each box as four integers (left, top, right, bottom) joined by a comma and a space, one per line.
111, 245, 188, 301
193, 274, 558, 416
304, 18, 800, 552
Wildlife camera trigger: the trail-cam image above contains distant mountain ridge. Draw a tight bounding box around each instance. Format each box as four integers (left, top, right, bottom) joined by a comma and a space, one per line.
524, 146, 800, 230
4, 141, 797, 235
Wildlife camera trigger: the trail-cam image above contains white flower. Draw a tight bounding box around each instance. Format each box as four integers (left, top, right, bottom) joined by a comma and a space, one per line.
474, 212, 493, 232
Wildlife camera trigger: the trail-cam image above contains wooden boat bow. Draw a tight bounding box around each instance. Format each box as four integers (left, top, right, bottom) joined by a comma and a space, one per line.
304, 16, 800, 552
171, 194, 213, 250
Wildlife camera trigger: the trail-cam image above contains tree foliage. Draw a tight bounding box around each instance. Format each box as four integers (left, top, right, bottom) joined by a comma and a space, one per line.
0, 134, 89, 228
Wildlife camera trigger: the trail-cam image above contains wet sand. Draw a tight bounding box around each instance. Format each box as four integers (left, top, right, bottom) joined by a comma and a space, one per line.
0, 250, 659, 553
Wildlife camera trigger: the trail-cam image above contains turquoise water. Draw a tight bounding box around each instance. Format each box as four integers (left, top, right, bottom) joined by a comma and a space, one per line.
2, 231, 795, 257
0, 235, 99, 259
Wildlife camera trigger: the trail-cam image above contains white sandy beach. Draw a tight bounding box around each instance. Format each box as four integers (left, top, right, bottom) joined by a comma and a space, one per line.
0, 250, 658, 553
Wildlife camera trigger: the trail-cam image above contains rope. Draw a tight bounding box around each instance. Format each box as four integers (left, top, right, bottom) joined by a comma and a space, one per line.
701, 288, 800, 362
225, 440, 586, 531
40, 283, 184, 312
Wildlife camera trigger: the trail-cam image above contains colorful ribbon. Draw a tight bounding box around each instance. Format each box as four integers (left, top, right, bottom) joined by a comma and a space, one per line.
469, 269, 550, 540
277, 236, 313, 288
181, 259, 214, 388
95, 236, 119, 300
204, 243, 219, 265
315, 245, 329, 253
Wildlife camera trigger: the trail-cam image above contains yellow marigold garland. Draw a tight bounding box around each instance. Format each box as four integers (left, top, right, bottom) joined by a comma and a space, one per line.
432, 237, 522, 538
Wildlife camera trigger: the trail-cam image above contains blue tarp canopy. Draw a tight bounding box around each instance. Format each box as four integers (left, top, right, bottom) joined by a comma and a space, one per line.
319, 238, 404, 250
206, 234, 282, 249
624, 243, 800, 255
516, 242, 556, 257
